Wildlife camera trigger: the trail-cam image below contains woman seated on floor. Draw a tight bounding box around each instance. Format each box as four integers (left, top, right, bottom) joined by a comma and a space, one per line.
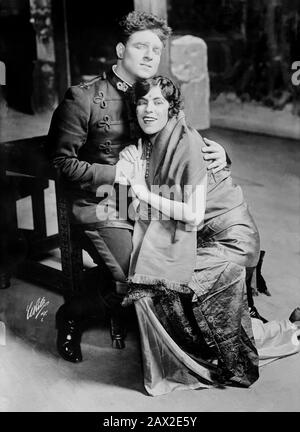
118, 76, 300, 396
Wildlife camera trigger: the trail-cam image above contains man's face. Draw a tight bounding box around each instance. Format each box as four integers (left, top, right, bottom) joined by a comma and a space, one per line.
119, 30, 163, 82
136, 85, 169, 135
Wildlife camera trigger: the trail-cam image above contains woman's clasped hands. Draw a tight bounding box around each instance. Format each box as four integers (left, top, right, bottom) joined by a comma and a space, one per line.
119, 139, 149, 199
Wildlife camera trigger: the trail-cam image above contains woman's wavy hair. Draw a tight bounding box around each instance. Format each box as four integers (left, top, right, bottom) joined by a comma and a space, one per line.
118, 11, 172, 46
131, 76, 184, 119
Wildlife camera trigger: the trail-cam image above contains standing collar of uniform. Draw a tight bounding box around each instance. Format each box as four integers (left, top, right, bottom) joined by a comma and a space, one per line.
107, 65, 133, 93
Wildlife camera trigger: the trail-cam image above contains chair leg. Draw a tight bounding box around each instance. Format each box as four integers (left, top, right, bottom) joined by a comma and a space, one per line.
55, 180, 84, 292
110, 314, 126, 349
256, 250, 271, 296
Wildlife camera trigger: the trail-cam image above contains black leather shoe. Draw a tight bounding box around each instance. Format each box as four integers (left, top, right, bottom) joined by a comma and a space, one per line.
55, 306, 82, 363
249, 306, 268, 323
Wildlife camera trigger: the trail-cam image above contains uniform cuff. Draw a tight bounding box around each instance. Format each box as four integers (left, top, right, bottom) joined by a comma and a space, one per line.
92, 163, 116, 187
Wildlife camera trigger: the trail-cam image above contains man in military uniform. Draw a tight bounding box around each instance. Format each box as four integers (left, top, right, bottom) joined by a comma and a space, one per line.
47, 11, 227, 363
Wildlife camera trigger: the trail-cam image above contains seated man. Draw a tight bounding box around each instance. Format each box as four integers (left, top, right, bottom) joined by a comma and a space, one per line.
46, 11, 229, 363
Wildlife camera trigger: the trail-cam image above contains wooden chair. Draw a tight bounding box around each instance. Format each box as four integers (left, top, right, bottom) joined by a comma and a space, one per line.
0, 135, 125, 347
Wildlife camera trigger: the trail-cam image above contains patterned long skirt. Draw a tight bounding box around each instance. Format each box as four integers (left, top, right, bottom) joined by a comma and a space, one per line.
125, 204, 260, 395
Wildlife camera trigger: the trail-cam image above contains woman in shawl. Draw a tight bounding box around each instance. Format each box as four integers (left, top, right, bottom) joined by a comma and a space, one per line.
119, 76, 300, 396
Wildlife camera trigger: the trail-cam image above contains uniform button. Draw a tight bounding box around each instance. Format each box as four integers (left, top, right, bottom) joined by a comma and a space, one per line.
93, 96, 102, 104
103, 115, 110, 122
100, 100, 107, 109
103, 140, 112, 154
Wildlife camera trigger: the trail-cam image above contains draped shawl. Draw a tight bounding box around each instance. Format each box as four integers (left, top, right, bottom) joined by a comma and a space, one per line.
128, 113, 208, 291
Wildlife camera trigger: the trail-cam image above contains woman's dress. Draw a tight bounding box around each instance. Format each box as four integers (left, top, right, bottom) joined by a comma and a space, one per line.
124, 114, 299, 396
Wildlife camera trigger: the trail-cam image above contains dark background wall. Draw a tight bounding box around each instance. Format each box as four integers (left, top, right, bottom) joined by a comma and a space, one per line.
168, 0, 300, 112
0, 0, 134, 112
1, 0, 299, 113
0, 0, 36, 113
65, 0, 133, 84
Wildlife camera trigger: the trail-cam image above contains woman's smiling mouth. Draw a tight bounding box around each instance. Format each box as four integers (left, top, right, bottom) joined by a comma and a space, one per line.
143, 116, 157, 123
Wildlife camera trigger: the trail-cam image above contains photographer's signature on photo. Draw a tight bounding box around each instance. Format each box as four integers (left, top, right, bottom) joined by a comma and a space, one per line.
26, 297, 50, 322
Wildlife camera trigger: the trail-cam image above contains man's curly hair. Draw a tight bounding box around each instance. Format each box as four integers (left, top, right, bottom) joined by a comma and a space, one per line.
131, 76, 184, 119
118, 11, 172, 45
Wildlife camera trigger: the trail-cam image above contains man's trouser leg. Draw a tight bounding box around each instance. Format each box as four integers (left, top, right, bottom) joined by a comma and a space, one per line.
63, 226, 132, 322
56, 226, 132, 361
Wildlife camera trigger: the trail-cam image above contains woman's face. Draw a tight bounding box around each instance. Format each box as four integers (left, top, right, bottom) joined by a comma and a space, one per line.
136, 85, 169, 135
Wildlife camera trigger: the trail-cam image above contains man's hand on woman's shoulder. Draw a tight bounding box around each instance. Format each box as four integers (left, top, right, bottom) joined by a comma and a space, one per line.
201, 137, 227, 173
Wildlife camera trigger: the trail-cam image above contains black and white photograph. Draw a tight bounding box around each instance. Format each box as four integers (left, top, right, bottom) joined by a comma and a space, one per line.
0, 0, 300, 415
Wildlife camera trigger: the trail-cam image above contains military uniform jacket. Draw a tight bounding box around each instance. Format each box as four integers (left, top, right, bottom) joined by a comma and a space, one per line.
47, 68, 136, 228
